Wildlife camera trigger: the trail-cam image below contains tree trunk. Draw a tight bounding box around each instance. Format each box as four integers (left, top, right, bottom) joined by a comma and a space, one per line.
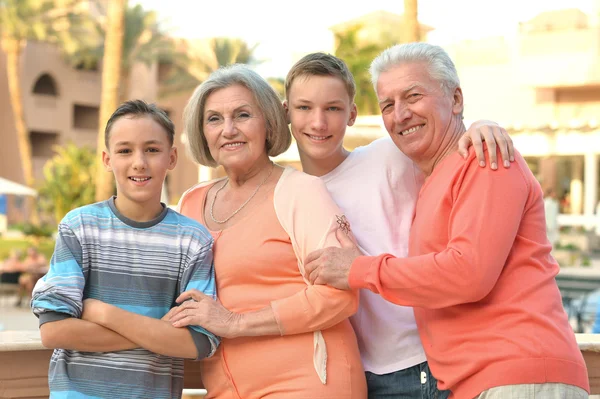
403, 0, 420, 43
119, 68, 130, 104
95, 0, 126, 201
2, 37, 38, 224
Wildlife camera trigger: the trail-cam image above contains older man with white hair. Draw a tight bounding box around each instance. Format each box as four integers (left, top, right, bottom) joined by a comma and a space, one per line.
305, 43, 590, 399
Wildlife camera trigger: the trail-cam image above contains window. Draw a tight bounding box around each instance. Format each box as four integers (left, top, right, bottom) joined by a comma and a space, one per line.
73, 104, 100, 130
30, 131, 59, 158
32, 73, 59, 96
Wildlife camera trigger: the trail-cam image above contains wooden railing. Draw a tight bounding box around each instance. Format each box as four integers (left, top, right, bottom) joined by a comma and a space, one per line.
2, 331, 599, 398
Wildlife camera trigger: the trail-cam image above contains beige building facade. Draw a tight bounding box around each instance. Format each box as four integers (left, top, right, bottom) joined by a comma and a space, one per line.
0, 41, 201, 223
446, 7, 600, 227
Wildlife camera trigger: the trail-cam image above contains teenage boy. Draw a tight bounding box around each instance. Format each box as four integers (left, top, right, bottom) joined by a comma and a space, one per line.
31, 100, 219, 399
283, 53, 513, 398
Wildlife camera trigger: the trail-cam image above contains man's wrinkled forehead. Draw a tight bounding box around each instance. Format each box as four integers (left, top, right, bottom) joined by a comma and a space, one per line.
377, 64, 442, 99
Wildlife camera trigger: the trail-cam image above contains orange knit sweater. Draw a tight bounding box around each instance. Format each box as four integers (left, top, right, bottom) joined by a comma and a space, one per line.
349, 149, 589, 399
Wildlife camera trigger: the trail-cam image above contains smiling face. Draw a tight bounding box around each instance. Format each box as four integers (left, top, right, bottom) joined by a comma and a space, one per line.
102, 116, 177, 211
203, 84, 270, 172
285, 75, 357, 170
377, 62, 463, 170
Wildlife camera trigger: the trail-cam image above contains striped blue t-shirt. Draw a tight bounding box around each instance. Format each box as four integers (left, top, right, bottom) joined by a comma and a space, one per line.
31, 197, 219, 399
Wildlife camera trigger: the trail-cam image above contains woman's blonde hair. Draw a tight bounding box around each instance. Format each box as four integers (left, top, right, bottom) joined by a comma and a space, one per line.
183, 64, 291, 167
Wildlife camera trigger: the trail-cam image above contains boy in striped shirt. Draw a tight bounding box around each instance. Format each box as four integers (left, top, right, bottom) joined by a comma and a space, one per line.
31, 100, 219, 399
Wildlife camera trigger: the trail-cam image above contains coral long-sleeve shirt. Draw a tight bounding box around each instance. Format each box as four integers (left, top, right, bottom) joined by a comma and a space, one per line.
349, 149, 589, 399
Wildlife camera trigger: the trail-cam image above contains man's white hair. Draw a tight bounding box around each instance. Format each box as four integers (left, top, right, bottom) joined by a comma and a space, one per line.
369, 43, 460, 96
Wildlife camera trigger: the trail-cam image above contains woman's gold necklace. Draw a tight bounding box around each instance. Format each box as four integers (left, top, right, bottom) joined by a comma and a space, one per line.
209, 163, 275, 224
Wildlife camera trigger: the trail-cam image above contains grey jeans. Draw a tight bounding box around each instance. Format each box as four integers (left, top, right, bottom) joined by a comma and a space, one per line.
477, 383, 588, 399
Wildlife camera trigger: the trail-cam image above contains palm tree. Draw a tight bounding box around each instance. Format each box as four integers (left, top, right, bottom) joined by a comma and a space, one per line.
267, 77, 285, 100
87, 6, 261, 199
404, 0, 420, 42
165, 37, 260, 88
67, 3, 179, 102
0, 0, 85, 222
210, 37, 259, 68
119, 4, 180, 102
334, 25, 386, 115
94, 0, 125, 202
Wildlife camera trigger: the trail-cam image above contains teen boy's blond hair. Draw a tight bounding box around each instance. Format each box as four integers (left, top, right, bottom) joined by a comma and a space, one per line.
285, 53, 356, 102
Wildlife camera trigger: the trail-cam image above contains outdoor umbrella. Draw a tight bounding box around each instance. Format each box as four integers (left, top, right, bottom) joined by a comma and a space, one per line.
0, 177, 37, 197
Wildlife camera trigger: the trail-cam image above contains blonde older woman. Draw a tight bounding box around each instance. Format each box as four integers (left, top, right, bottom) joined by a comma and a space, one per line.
167, 64, 366, 398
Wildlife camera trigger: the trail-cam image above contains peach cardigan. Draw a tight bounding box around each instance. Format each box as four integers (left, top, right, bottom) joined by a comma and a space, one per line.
178, 167, 358, 384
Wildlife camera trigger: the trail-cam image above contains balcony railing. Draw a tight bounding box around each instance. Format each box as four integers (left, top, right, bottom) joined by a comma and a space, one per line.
1, 330, 599, 398
0, 330, 206, 398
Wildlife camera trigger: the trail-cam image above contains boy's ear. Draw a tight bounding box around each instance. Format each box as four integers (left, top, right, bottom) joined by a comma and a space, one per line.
168, 146, 178, 170
348, 103, 358, 127
101, 149, 112, 172
282, 100, 291, 124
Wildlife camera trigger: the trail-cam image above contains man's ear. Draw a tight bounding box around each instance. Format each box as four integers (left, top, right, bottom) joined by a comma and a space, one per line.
452, 87, 464, 116
348, 103, 358, 127
102, 149, 112, 172
168, 146, 178, 170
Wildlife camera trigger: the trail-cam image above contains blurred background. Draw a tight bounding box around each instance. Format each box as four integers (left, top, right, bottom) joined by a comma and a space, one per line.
0, 0, 599, 334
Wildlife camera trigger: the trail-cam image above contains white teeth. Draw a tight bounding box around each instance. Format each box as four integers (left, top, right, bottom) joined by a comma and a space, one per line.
223, 142, 244, 148
308, 135, 329, 141
400, 125, 423, 136
130, 177, 150, 182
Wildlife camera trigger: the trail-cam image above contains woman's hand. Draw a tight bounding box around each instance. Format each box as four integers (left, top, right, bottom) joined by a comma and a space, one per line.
168, 289, 243, 339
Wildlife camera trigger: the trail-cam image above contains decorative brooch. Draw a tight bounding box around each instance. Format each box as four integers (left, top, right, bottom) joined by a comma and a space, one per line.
336, 215, 351, 235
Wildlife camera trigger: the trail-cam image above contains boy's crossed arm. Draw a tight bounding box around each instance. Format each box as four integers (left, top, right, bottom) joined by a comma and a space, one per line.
79, 240, 219, 360
80, 299, 208, 359
32, 223, 137, 353
39, 316, 137, 352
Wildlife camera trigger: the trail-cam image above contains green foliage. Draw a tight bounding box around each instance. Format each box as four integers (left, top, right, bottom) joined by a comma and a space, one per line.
1, 0, 66, 41
210, 37, 259, 68
160, 36, 260, 99
0, 0, 97, 62
121, 4, 177, 71
334, 24, 395, 116
555, 242, 581, 251
267, 77, 285, 100
37, 143, 96, 224
0, 238, 55, 260
61, 2, 180, 81
10, 222, 54, 237
54, 1, 104, 70
581, 255, 592, 267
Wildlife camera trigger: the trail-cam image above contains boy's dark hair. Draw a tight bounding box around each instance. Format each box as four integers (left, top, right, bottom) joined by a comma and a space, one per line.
285, 52, 356, 101
104, 100, 175, 148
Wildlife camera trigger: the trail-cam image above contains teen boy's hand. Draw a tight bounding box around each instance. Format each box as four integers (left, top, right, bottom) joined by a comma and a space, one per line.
458, 120, 515, 169
169, 290, 243, 339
